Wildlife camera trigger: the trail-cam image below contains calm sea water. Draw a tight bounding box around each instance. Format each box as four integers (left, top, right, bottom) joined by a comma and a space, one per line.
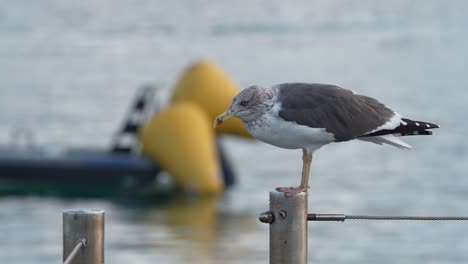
1, 1, 468, 263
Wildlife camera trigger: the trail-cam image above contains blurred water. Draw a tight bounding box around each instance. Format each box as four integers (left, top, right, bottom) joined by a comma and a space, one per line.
1, 0, 468, 263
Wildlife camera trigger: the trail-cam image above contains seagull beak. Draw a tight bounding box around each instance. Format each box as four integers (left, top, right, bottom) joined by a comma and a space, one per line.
213, 110, 235, 128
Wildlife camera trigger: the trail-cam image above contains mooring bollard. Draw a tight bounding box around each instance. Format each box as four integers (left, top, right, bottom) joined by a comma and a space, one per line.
259, 190, 308, 264
63, 209, 105, 264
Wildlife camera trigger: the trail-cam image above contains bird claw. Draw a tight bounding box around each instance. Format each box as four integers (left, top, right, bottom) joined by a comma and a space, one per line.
275, 186, 308, 197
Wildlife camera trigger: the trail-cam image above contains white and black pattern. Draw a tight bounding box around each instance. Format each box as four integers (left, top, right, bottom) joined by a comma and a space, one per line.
361, 118, 439, 137
111, 85, 156, 153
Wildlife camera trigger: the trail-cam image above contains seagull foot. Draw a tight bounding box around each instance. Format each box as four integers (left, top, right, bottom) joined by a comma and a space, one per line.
275, 186, 307, 197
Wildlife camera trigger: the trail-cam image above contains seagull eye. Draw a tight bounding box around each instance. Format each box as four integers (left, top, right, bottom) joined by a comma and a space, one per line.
240, 100, 249, 106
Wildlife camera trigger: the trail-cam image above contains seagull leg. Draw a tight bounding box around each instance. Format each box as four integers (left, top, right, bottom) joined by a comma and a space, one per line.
276, 149, 313, 197
299, 149, 313, 191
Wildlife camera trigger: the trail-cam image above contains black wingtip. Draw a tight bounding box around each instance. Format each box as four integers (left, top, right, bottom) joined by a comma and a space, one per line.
361, 118, 439, 138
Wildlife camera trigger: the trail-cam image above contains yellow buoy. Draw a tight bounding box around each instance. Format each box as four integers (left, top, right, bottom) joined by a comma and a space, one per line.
171, 60, 252, 138
139, 102, 223, 195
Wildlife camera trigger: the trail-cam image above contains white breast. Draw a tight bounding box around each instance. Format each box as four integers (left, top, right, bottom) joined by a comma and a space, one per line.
246, 103, 335, 152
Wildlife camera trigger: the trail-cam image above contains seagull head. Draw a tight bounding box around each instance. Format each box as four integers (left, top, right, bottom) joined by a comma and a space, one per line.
214, 85, 275, 127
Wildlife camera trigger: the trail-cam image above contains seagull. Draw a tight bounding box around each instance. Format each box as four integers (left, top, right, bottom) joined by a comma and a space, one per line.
213, 83, 439, 196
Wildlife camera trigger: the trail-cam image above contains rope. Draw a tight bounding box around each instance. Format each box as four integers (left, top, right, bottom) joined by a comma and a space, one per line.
63, 238, 87, 264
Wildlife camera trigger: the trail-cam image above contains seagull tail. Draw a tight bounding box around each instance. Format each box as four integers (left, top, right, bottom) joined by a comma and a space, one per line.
359, 135, 413, 150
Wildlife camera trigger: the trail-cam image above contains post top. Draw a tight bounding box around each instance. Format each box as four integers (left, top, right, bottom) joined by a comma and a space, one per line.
270, 189, 307, 198
63, 209, 105, 215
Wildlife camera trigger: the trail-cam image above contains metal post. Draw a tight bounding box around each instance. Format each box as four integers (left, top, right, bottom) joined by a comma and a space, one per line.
63, 209, 105, 264
267, 191, 308, 264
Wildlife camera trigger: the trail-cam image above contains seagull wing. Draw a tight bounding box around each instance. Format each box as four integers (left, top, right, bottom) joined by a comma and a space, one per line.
276, 83, 398, 142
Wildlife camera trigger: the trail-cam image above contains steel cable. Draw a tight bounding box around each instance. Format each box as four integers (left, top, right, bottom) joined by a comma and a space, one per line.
307, 214, 468, 222
346, 215, 468, 221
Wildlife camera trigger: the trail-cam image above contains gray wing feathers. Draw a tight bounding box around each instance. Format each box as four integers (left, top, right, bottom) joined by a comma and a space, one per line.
277, 83, 395, 142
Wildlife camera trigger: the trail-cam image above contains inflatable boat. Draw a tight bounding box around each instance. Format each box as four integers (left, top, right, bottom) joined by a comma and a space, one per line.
0, 84, 236, 197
